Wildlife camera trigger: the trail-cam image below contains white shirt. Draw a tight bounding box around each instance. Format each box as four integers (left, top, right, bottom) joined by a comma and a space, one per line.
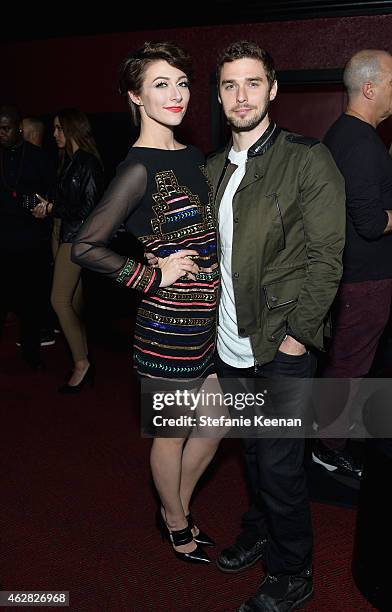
217, 147, 254, 368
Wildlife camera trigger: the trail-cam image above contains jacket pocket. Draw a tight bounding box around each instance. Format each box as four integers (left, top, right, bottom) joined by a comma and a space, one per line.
263, 275, 305, 310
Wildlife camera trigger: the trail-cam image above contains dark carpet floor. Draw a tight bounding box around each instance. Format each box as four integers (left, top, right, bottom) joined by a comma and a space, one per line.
0, 315, 376, 611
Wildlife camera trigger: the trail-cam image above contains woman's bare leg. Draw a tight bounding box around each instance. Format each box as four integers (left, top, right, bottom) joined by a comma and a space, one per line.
180, 437, 220, 524
180, 373, 226, 532
150, 437, 196, 553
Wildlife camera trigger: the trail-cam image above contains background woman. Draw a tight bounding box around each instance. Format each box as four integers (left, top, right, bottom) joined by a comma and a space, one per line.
72, 42, 220, 564
39, 108, 104, 392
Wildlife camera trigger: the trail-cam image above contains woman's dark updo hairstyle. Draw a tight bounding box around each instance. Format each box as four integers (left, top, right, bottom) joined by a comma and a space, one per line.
118, 41, 193, 126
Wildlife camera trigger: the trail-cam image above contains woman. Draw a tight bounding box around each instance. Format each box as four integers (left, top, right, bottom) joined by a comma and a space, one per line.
72, 42, 220, 564
38, 109, 104, 392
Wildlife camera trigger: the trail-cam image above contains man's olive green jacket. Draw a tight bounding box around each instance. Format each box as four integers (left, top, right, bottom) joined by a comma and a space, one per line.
206, 124, 346, 366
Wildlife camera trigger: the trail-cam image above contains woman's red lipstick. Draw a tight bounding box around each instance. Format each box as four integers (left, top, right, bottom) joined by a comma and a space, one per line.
164, 106, 183, 113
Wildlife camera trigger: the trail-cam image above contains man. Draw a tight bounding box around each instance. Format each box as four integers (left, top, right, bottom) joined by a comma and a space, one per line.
22, 117, 45, 148
21, 115, 57, 347
207, 41, 346, 611
313, 50, 392, 477
0, 105, 55, 367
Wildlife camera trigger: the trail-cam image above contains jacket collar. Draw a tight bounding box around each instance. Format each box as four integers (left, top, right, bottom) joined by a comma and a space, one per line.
218, 121, 280, 162
208, 122, 280, 198
247, 122, 280, 158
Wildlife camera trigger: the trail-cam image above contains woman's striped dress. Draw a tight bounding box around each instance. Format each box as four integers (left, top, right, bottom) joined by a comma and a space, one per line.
73, 145, 219, 380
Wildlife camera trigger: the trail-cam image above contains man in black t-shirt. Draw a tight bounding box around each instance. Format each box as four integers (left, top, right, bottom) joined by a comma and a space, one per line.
313, 49, 392, 476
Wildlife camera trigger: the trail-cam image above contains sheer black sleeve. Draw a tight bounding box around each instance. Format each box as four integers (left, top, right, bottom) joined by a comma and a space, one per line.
71, 158, 162, 294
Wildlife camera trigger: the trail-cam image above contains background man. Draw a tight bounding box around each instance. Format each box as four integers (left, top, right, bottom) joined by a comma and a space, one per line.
313, 49, 392, 476
22, 117, 46, 148
0, 105, 55, 368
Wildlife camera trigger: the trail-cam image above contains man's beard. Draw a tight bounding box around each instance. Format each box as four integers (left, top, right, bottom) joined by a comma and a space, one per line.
227, 100, 270, 133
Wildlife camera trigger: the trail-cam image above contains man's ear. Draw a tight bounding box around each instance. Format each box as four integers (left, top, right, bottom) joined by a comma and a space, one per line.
269, 80, 278, 102
362, 81, 375, 100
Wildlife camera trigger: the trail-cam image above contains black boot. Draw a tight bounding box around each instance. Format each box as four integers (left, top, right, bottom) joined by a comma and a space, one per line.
216, 530, 267, 573
238, 568, 313, 611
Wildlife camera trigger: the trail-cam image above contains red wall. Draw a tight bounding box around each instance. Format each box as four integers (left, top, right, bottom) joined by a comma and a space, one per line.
270, 87, 346, 140
2, 14, 392, 152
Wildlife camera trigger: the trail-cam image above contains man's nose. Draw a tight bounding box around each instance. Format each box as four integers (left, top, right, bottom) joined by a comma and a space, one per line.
237, 85, 248, 103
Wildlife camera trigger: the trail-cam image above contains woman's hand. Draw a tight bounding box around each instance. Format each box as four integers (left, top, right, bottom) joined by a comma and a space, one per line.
145, 252, 159, 267
158, 250, 199, 287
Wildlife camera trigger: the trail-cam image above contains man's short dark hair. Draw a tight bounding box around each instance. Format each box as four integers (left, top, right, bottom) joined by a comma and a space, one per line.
216, 41, 276, 88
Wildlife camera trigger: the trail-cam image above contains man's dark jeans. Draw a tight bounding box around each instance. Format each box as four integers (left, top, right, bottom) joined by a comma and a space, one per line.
215, 349, 316, 575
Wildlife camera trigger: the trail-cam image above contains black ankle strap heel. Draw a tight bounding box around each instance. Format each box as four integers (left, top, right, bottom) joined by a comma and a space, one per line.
186, 512, 215, 547
156, 510, 211, 564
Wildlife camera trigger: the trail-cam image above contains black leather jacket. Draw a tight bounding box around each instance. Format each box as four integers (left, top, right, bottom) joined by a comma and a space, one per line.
54, 149, 104, 243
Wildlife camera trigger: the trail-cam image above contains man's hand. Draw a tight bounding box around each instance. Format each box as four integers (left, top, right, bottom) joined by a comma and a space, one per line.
31, 194, 53, 219
278, 334, 306, 356
158, 250, 199, 287
32, 202, 47, 218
